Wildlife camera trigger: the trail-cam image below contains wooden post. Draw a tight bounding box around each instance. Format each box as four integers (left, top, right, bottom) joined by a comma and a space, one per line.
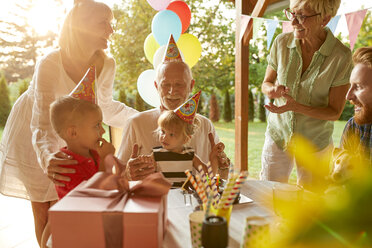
235, 0, 270, 172
235, 0, 250, 172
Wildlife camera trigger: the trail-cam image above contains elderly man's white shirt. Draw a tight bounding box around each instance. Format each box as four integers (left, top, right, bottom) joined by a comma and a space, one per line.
117, 108, 219, 165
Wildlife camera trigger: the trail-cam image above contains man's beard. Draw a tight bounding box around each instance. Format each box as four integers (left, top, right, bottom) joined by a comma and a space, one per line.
353, 103, 372, 125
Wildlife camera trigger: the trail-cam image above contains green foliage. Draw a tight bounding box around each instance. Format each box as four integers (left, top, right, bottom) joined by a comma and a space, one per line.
0, 73, 11, 127
258, 92, 266, 122
248, 89, 254, 121
339, 101, 354, 121
110, 0, 156, 111
222, 89, 232, 122
0, 0, 58, 82
18, 78, 29, 97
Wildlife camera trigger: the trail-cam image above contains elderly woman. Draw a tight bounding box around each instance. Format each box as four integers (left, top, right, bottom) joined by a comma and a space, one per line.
260, 0, 352, 188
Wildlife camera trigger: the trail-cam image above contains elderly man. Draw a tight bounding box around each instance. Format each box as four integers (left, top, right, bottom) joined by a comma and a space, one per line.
340, 46, 372, 162
117, 36, 229, 180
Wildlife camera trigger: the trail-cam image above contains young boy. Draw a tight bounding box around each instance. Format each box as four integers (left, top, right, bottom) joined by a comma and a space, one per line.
50, 96, 115, 199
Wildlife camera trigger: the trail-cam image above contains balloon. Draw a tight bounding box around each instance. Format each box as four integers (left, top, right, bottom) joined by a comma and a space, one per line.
177, 33, 202, 68
144, 33, 160, 64
166, 1, 191, 33
152, 45, 185, 71
146, 0, 171, 11
137, 69, 160, 108
152, 10, 182, 46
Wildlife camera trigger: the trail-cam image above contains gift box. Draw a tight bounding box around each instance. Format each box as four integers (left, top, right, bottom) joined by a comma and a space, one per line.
49, 172, 170, 248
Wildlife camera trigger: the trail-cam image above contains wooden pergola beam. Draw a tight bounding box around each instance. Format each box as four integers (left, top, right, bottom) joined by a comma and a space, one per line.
235, 0, 270, 172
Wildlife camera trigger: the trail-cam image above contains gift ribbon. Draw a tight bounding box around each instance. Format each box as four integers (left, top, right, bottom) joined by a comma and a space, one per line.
70, 171, 171, 248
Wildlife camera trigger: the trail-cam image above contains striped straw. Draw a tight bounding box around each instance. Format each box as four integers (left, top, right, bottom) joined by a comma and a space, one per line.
198, 165, 210, 196
185, 169, 200, 195
204, 194, 214, 218
207, 164, 213, 181
218, 173, 239, 209
210, 177, 219, 207
222, 171, 248, 208
195, 174, 208, 205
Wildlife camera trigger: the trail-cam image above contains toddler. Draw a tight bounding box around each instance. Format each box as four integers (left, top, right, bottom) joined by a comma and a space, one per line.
50, 96, 115, 199
153, 92, 228, 187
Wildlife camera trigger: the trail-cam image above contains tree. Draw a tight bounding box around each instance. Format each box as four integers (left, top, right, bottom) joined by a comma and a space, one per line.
0, 1, 58, 82
223, 89, 232, 122
209, 93, 220, 122
111, 0, 235, 111
0, 73, 11, 127
248, 89, 254, 122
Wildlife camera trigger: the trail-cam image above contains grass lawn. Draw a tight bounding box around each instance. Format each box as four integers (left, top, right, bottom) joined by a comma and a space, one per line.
213, 120, 347, 181
0, 120, 347, 181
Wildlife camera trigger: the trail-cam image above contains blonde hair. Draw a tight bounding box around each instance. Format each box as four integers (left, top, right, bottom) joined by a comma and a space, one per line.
50, 96, 101, 135
290, 0, 341, 18
157, 110, 200, 141
352, 47, 372, 68
59, 0, 112, 61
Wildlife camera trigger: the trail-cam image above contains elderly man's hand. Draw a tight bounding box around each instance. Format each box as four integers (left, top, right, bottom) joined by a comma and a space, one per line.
208, 133, 230, 178
125, 144, 156, 181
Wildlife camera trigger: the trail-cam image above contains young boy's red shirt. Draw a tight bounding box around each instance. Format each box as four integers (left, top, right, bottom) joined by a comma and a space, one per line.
55, 147, 100, 199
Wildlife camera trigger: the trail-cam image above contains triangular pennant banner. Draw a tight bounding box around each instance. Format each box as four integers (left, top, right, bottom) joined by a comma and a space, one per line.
253, 18, 264, 40
266, 19, 279, 49
240, 15, 251, 42
345, 9, 367, 50
282, 21, 293, 33
326, 15, 341, 34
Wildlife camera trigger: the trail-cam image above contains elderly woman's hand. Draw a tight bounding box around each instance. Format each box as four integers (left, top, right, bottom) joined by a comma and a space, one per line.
47, 151, 77, 186
268, 85, 290, 99
125, 144, 156, 181
264, 93, 298, 114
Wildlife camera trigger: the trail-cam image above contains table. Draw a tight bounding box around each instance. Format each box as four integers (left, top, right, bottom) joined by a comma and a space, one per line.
163, 179, 277, 248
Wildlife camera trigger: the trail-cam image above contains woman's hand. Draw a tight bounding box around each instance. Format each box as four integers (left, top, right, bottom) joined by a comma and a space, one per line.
47, 151, 77, 186
264, 93, 297, 114
125, 144, 155, 181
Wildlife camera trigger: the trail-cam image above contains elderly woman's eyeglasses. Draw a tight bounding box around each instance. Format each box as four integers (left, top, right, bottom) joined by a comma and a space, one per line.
284, 8, 320, 24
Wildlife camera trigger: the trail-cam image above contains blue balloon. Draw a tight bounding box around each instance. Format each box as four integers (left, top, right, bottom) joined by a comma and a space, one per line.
151, 10, 182, 46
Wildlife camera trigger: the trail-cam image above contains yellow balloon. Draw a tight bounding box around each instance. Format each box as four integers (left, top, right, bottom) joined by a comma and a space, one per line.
144, 33, 160, 64
177, 33, 202, 68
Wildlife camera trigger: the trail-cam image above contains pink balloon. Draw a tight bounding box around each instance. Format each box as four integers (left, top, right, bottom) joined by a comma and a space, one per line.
146, 0, 171, 11
166, 1, 191, 33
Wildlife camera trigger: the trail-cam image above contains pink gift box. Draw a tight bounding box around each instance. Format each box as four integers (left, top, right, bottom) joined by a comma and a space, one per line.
49, 173, 167, 248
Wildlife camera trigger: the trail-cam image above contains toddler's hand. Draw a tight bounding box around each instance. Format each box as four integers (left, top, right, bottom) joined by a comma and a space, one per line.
96, 138, 115, 160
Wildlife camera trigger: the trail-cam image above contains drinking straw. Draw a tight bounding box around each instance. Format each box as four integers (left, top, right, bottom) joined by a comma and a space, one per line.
204, 194, 214, 218
185, 169, 200, 197
222, 171, 248, 208
198, 165, 210, 195
218, 173, 239, 209
195, 174, 208, 205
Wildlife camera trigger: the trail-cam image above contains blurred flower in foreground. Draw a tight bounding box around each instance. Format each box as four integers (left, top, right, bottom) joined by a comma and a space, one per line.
268, 134, 372, 248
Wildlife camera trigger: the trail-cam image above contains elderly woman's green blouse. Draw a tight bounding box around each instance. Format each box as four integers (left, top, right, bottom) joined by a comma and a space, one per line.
267, 27, 352, 151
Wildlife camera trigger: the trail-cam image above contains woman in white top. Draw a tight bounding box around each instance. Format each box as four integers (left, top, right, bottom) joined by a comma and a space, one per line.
0, 0, 137, 246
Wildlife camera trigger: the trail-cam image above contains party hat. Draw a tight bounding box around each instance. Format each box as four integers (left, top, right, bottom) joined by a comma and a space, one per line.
69, 66, 96, 103
174, 91, 201, 124
163, 34, 183, 63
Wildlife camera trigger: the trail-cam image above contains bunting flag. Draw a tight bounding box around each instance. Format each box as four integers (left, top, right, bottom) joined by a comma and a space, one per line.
282, 21, 293, 33
253, 18, 264, 40
266, 19, 279, 48
239, 15, 251, 42
345, 9, 368, 50
326, 15, 341, 34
